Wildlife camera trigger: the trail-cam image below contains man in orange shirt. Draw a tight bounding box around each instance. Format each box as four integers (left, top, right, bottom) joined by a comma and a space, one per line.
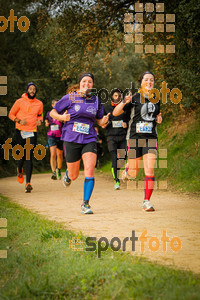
8, 83, 43, 193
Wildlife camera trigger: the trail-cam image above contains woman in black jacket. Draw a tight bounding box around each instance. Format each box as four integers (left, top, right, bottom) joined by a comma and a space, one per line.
113, 72, 162, 211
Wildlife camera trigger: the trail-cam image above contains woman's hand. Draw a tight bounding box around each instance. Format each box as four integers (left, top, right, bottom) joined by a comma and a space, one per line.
113, 92, 132, 117
101, 113, 110, 127
124, 91, 132, 104
50, 108, 70, 122
122, 122, 127, 128
45, 120, 49, 127
101, 118, 109, 128
97, 113, 110, 127
156, 112, 162, 124
61, 110, 70, 122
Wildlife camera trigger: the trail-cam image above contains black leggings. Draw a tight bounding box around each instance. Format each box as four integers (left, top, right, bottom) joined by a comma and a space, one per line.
110, 150, 118, 182
109, 139, 126, 182
16, 130, 37, 183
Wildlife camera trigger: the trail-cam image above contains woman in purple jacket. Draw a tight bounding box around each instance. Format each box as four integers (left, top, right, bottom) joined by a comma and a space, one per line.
50, 72, 110, 214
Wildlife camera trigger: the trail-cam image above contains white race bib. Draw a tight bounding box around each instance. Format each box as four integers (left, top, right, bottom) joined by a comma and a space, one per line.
73, 122, 89, 134
51, 125, 59, 131
20, 131, 34, 139
112, 120, 123, 128
136, 122, 153, 133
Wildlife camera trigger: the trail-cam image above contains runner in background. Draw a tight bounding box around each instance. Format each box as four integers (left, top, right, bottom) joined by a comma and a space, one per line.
62, 84, 79, 186
103, 89, 128, 190
45, 100, 63, 180
8, 82, 43, 193
50, 72, 110, 214
113, 71, 162, 211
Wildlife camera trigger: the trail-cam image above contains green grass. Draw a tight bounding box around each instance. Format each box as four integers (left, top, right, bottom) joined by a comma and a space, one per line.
99, 161, 112, 173
156, 112, 200, 193
0, 195, 200, 299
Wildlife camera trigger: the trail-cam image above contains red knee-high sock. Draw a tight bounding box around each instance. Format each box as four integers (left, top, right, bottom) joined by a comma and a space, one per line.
144, 176, 155, 201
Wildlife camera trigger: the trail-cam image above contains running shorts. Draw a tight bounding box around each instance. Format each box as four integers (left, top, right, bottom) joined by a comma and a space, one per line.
64, 141, 97, 163
127, 138, 157, 159
48, 136, 63, 150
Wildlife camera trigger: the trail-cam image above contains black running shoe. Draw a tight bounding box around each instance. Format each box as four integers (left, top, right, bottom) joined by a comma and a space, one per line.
25, 183, 33, 193
51, 171, 57, 180
63, 175, 71, 187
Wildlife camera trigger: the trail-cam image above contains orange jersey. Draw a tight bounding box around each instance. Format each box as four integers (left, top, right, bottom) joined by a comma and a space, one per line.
8, 93, 43, 132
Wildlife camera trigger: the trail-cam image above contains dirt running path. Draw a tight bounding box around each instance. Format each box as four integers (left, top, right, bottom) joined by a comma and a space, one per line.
0, 172, 200, 274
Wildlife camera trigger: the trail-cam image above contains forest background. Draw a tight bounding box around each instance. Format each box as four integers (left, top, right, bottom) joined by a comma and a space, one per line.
0, 0, 199, 192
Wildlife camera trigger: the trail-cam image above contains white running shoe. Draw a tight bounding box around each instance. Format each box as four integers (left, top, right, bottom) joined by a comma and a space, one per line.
142, 200, 155, 212
81, 203, 93, 214
114, 181, 120, 190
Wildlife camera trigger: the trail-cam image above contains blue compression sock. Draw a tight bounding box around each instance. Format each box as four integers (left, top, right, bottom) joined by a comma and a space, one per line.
83, 177, 95, 203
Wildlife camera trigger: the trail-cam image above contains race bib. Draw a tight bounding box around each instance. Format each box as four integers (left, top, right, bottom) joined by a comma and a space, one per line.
51, 125, 59, 131
136, 122, 153, 133
112, 120, 123, 128
21, 131, 34, 139
73, 122, 89, 134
